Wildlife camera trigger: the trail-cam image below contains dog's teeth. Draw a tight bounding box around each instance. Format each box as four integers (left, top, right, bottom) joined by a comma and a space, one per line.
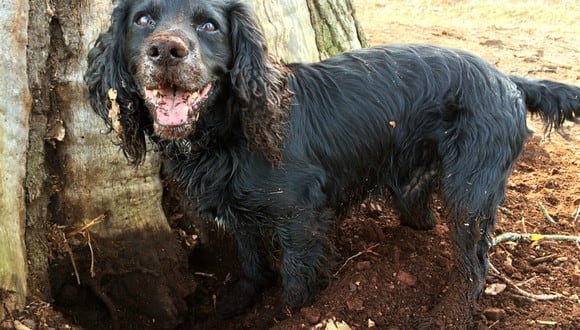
192, 91, 199, 98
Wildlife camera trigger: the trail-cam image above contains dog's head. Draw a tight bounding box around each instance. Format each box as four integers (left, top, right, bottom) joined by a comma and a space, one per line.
86, 0, 290, 165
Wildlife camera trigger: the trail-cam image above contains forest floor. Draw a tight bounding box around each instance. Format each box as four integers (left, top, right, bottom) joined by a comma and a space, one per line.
2, 0, 578, 329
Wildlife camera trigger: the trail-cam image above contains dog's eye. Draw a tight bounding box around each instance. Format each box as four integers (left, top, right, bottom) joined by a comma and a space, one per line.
135, 14, 155, 27
197, 22, 218, 32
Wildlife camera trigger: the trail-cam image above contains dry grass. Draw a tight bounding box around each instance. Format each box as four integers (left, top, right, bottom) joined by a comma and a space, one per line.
352, 0, 579, 84
354, 0, 579, 39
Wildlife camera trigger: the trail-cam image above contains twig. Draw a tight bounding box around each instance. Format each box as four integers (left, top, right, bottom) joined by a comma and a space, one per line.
487, 320, 500, 329
575, 206, 580, 248
86, 278, 120, 330
66, 214, 105, 237
489, 261, 500, 275
492, 232, 580, 246
529, 254, 557, 266
194, 272, 217, 279
498, 206, 513, 216
490, 271, 561, 301
334, 243, 380, 276
62, 232, 81, 285
87, 231, 96, 278
62, 214, 106, 284
537, 202, 557, 224
536, 320, 558, 326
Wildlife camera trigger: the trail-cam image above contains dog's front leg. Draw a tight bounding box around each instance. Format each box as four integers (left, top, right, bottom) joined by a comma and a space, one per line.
273, 209, 333, 320
215, 227, 274, 318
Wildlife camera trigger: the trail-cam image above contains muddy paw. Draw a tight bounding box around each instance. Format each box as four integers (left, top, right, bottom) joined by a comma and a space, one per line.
401, 211, 436, 230
215, 279, 261, 318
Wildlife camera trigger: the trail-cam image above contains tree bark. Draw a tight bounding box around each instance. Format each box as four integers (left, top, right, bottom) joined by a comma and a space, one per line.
305, 0, 368, 58
0, 0, 31, 320
25, 0, 56, 304
249, 0, 366, 62
32, 1, 191, 327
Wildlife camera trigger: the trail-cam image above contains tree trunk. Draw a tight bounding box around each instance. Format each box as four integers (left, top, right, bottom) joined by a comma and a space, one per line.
1, 0, 365, 326
305, 0, 368, 58
0, 0, 30, 320
249, 0, 367, 62
27, 0, 192, 327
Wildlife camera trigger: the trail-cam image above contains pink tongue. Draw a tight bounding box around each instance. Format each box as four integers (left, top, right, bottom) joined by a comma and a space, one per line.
145, 87, 191, 126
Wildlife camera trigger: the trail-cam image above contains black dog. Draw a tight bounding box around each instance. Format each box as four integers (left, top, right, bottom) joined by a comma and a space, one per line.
85, 0, 579, 327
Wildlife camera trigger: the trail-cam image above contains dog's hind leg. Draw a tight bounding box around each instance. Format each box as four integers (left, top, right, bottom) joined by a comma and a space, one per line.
422, 211, 496, 329
215, 228, 275, 318
412, 179, 503, 329
413, 130, 523, 328
393, 164, 438, 230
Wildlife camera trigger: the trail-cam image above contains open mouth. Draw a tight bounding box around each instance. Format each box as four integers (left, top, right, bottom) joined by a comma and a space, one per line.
144, 83, 213, 135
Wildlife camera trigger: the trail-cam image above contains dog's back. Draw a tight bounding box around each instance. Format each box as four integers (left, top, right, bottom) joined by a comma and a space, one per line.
283, 44, 528, 213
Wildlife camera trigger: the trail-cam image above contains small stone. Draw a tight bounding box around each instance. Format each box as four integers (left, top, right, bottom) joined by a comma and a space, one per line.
483, 308, 507, 321
325, 319, 352, 330
346, 297, 365, 311
571, 272, 580, 287
485, 283, 507, 296
396, 270, 417, 286
533, 264, 550, 274
13, 320, 32, 330
20, 319, 37, 329
502, 263, 517, 275
349, 282, 357, 292
480, 39, 504, 48
355, 261, 372, 271
300, 306, 321, 325
0, 321, 13, 329
511, 272, 524, 281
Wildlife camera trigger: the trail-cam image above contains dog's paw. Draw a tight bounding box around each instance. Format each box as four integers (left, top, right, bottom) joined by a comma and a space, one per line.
400, 210, 436, 230
215, 279, 260, 318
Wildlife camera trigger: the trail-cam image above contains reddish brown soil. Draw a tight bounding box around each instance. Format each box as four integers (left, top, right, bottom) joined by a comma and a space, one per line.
2, 1, 578, 329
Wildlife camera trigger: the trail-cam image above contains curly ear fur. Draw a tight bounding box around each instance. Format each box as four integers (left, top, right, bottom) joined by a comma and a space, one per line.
227, 1, 292, 164
85, 2, 148, 165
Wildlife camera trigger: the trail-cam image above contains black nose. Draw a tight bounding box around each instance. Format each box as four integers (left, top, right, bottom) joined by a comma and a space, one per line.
147, 35, 189, 65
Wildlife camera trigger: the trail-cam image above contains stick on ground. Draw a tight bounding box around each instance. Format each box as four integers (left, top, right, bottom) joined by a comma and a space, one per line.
492, 232, 580, 246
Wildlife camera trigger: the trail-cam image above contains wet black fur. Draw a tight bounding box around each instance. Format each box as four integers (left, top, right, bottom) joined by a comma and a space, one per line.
86, 0, 580, 325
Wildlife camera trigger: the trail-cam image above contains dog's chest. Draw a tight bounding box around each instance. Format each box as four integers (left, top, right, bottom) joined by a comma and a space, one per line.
192, 166, 238, 226
172, 151, 269, 229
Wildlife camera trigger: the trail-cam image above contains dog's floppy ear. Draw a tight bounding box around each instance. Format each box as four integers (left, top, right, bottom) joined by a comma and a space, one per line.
227, 1, 291, 164
85, 2, 147, 165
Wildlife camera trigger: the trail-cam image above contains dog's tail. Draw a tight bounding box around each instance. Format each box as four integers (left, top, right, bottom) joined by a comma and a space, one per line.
509, 75, 580, 130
